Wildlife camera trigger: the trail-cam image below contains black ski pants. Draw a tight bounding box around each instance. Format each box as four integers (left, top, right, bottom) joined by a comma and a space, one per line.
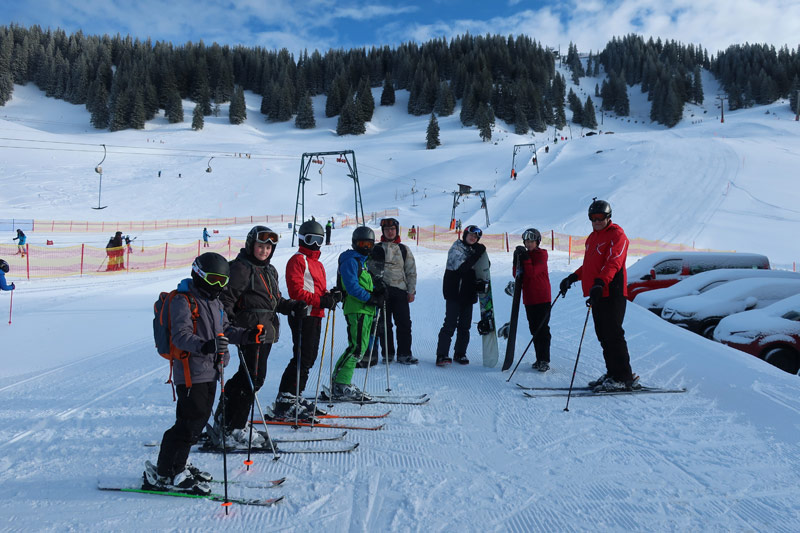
157, 381, 216, 478
524, 302, 552, 363
278, 314, 322, 396
591, 294, 633, 382
436, 299, 473, 358
372, 287, 413, 359
221, 342, 272, 430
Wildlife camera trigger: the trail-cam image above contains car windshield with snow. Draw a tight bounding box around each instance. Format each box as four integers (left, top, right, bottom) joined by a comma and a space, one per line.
660, 277, 800, 338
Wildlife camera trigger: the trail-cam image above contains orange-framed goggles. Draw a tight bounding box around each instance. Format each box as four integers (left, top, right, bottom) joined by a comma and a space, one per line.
355, 239, 374, 250
254, 230, 279, 244
192, 262, 229, 287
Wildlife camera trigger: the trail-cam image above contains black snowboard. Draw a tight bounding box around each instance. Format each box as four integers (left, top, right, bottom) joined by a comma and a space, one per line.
502, 251, 524, 371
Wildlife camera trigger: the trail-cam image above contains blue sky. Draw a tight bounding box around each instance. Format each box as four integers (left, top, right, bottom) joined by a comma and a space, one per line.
4, 1, 799, 55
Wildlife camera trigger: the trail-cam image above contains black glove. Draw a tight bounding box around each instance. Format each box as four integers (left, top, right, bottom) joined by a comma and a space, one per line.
473, 243, 486, 258
475, 279, 487, 293
367, 292, 385, 308
290, 300, 308, 318
329, 287, 344, 303
319, 293, 337, 309
372, 278, 386, 295
246, 326, 266, 344
589, 279, 604, 306
513, 245, 526, 263
201, 336, 229, 362
504, 281, 515, 297
9, 283, 14, 291
497, 322, 510, 339
559, 273, 579, 296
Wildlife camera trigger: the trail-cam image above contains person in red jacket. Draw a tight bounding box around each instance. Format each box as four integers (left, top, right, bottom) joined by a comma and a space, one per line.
513, 228, 552, 372
273, 220, 341, 420
559, 199, 638, 392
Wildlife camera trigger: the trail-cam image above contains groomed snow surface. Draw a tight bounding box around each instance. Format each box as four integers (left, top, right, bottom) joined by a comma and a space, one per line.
1, 64, 799, 531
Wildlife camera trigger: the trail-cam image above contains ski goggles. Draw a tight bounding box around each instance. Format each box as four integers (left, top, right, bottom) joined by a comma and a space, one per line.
192, 263, 229, 287
299, 233, 324, 246
463, 225, 482, 238
355, 239, 375, 250
589, 213, 609, 222
254, 230, 279, 244
522, 230, 540, 242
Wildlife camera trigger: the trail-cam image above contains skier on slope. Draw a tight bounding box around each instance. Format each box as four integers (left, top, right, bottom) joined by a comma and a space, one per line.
365, 217, 418, 365
12, 229, 26, 257
209, 226, 306, 447
0, 259, 15, 291
512, 229, 552, 372
328, 226, 384, 400
143, 252, 264, 495
559, 199, 638, 392
435, 225, 486, 366
273, 220, 342, 420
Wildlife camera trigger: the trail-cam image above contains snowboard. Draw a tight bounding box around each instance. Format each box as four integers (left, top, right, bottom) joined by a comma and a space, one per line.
502, 251, 524, 371
473, 251, 499, 367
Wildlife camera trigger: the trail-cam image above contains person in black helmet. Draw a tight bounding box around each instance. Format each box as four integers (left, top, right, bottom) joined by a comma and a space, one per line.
513, 228, 552, 372
559, 199, 637, 392
273, 220, 342, 420
211, 226, 307, 444
144, 252, 263, 496
328, 226, 383, 400
435, 225, 486, 366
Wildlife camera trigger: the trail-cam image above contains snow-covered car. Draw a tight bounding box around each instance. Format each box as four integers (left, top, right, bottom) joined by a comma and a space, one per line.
713, 293, 800, 375
660, 278, 800, 338
634, 268, 800, 316
627, 252, 770, 302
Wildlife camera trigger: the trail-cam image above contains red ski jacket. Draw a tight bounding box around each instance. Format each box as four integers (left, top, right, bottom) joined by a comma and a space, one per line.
513, 248, 551, 305
285, 247, 327, 318
574, 222, 629, 298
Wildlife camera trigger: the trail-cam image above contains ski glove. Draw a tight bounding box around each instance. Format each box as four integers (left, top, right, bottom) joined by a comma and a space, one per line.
319, 292, 337, 310
371, 278, 386, 295
513, 245, 527, 264
367, 292, 385, 308
329, 287, 344, 303
497, 322, 510, 339
589, 279, 604, 306
504, 281, 515, 297
246, 325, 266, 345
473, 243, 486, 258
201, 336, 229, 355
559, 273, 579, 296
289, 300, 308, 318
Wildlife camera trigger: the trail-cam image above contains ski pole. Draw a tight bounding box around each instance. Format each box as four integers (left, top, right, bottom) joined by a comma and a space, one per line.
564, 301, 593, 413
328, 307, 336, 409
216, 334, 231, 514
310, 306, 332, 430
8, 290, 13, 325
236, 345, 280, 461
244, 325, 264, 471
382, 299, 391, 392
506, 294, 561, 382
360, 305, 381, 405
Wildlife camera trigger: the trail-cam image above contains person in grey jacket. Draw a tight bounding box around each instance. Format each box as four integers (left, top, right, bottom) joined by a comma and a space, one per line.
145, 252, 265, 495
366, 218, 418, 365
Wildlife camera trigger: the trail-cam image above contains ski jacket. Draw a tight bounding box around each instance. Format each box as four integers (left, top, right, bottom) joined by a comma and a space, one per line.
368, 238, 417, 294
0, 271, 14, 291
442, 239, 481, 304
513, 248, 551, 305
13, 231, 26, 245
338, 249, 376, 316
285, 246, 327, 318
202, 229, 210, 240
220, 249, 293, 342
574, 222, 629, 298
169, 278, 246, 386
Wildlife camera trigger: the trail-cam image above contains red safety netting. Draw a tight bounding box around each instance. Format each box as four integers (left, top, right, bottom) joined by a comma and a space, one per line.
32, 215, 294, 233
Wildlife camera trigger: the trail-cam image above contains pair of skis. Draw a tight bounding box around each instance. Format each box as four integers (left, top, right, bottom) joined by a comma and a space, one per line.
98, 476, 287, 507
517, 383, 687, 398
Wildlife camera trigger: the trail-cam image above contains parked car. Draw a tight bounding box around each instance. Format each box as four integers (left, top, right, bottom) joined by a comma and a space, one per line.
660, 278, 800, 338
634, 268, 800, 316
714, 293, 800, 375
627, 252, 770, 301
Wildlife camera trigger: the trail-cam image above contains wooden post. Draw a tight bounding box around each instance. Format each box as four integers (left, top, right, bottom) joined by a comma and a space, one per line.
197, 240, 201, 257
25, 244, 30, 280
568, 236, 572, 266
163, 243, 168, 270
80, 244, 85, 276
551, 230, 554, 251
505, 232, 509, 252
228, 236, 231, 258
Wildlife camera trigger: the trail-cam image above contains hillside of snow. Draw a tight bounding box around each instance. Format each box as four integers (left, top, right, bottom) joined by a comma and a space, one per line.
1, 67, 799, 531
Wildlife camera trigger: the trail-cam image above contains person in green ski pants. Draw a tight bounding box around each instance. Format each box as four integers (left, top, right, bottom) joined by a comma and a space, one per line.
329, 226, 385, 400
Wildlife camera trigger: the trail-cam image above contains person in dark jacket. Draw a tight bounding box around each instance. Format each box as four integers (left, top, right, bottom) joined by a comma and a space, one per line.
13, 229, 26, 257
435, 225, 486, 366
211, 226, 306, 445
144, 252, 264, 495
325, 219, 332, 245
560, 199, 635, 392
513, 228, 552, 372
105, 231, 124, 271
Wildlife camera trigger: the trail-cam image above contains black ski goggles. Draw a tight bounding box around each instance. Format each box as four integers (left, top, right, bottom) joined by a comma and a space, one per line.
192, 263, 229, 287
522, 230, 539, 242
464, 225, 482, 238
300, 233, 324, 246
254, 230, 279, 244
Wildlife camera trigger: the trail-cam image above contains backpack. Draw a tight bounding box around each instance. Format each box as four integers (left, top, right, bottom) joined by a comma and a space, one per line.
153, 290, 199, 400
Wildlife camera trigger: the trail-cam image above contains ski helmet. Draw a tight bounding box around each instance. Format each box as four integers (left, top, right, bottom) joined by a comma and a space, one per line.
0, 259, 8, 273
191, 252, 230, 299
462, 225, 482, 243
245, 225, 278, 260
298, 220, 325, 250
379, 217, 400, 236
588, 198, 612, 220
351, 226, 375, 255
522, 228, 541, 245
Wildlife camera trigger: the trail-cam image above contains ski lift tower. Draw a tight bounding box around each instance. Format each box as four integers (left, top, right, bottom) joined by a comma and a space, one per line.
292, 150, 365, 246
510, 143, 540, 178
450, 183, 489, 229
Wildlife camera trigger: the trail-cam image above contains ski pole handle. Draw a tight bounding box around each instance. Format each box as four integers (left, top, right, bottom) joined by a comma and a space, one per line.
255, 324, 264, 344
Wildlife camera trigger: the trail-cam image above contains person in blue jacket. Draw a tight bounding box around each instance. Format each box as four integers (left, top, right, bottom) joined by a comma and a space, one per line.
0, 260, 15, 291
202, 228, 210, 248
13, 230, 26, 257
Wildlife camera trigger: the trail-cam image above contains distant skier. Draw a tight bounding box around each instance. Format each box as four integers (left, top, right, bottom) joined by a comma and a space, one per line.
12, 229, 26, 257
328, 226, 384, 400
435, 225, 485, 366
202, 227, 210, 248
105, 231, 124, 271
325, 219, 332, 245
274, 220, 341, 419
560, 199, 636, 392
124, 235, 134, 254
513, 229, 552, 372
143, 252, 262, 495
0, 259, 15, 291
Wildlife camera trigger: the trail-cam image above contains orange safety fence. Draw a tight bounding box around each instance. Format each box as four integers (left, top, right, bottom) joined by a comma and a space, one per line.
26, 215, 294, 234
339, 209, 400, 228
